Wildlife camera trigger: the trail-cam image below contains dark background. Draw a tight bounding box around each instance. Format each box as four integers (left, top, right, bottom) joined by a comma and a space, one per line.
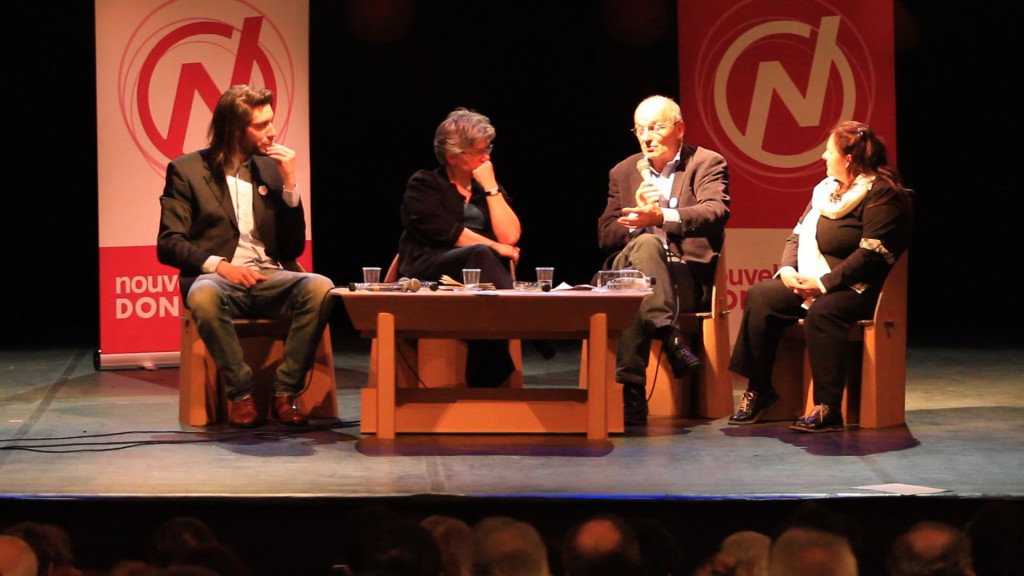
5, 0, 1021, 351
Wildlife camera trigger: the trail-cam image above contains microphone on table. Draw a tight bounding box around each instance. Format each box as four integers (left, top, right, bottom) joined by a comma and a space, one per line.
398, 277, 422, 292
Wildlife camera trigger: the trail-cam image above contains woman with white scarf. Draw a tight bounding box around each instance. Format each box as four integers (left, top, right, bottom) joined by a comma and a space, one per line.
728, 121, 914, 432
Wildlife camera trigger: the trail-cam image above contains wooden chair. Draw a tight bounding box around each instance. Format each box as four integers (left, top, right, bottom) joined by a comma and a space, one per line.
644, 251, 734, 418
581, 250, 734, 419
369, 253, 522, 389
382, 252, 401, 284
761, 252, 909, 428
178, 313, 338, 426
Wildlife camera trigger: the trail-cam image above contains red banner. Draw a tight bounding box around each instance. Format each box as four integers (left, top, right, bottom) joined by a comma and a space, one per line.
679, 0, 896, 227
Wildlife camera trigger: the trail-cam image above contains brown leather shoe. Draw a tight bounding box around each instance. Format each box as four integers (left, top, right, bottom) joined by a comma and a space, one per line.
273, 396, 308, 426
227, 395, 259, 428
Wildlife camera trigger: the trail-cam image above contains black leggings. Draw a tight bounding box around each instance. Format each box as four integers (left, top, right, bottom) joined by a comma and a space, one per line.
730, 277, 877, 409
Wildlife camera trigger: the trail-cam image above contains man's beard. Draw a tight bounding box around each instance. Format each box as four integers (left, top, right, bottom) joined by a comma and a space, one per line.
243, 138, 265, 159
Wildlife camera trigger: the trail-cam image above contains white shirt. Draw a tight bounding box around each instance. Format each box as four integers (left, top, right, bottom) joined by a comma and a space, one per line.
645, 150, 682, 247
200, 163, 300, 273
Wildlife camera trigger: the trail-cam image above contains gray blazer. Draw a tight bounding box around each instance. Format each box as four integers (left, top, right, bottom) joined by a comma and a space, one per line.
597, 144, 730, 269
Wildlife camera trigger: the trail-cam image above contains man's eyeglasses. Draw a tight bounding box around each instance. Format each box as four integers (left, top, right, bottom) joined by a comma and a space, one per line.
462, 144, 494, 156
631, 122, 678, 137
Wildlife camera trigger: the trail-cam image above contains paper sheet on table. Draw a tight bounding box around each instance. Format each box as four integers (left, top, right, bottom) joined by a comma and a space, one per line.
853, 483, 949, 495
552, 282, 594, 291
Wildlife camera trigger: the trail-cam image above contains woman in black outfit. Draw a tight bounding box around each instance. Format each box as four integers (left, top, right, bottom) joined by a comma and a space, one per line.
728, 120, 913, 432
397, 108, 522, 388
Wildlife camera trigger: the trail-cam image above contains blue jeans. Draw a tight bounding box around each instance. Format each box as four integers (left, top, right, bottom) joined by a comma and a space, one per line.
186, 269, 334, 400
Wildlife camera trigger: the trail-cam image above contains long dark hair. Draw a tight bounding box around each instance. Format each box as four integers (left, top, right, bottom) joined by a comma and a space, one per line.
206, 85, 274, 178
832, 120, 911, 198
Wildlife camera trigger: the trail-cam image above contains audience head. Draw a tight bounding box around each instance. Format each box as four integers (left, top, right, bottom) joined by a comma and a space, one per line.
337, 504, 404, 573
0, 534, 39, 576
692, 530, 771, 576
355, 518, 442, 576
627, 517, 686, 576
781, 502, 863, 555
769, 526, 858, 576
421, 515, 477, 576
3, 521, 81, 576
768, 502, 862, 576
473, 516, 549, 576
172, 544, 251, 576
433, 108, 496, 165
721, 530, 772, 576
887, 521, 975, 576
109, 559, 157, 576
155, 567, 219, 576
965, 501, 1024, 576
151, 516, 219, 568
561, 513, 643, 576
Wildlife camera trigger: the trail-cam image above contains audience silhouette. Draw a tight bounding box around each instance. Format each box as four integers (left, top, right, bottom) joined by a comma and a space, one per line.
422, 515, 477, 576
2, 500, 1020, 576
887, 520, 975, 576
0, 534, 39, 576
560, 513, 643, 576
474, 515, 550, 576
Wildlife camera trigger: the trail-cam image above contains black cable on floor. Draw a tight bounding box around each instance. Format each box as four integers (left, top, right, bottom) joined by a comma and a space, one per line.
0, 419, 361, 453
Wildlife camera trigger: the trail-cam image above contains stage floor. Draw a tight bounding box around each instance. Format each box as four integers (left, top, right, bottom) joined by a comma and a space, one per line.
2, 338, 1021, 500
2, 337, 1022, 574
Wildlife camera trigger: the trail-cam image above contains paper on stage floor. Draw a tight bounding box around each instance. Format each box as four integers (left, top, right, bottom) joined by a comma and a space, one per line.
853, 483, 949, 495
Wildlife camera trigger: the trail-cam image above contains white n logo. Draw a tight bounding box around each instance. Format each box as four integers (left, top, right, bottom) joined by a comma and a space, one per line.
715, 16, 855, 168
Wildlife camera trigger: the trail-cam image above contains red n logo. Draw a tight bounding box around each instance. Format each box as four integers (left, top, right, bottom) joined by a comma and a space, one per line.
136, 16, 277, 161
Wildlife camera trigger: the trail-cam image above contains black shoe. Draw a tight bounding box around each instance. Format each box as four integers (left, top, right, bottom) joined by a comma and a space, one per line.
531, 339, 556, 360
790, 404, 845, 433
728, 388, 780, 425
662, 328, 702, 378
623, 383, 648, 425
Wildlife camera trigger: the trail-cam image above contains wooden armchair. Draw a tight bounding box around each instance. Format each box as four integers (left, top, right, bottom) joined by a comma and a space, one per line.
644, 251, 734, 418
178, 314, 337, 425
579, 250, 734, 419
762, 252, 910, 428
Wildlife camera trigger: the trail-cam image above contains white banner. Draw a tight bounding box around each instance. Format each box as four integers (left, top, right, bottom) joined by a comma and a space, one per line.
95, 0, 311, 368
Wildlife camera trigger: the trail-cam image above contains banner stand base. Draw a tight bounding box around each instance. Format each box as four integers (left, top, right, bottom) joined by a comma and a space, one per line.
95, 350, 179, 370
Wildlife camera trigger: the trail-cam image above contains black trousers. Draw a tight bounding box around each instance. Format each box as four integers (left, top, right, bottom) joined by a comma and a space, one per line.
416, 244, 515, 290
415, 244, 516, 388
729, 277, 878, 409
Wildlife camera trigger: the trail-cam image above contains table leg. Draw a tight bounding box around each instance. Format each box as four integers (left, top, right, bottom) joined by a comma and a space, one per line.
586, 313, 609, 440
377, 312, 396, 439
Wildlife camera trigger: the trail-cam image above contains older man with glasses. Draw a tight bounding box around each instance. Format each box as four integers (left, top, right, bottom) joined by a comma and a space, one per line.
597, 95, 731, 425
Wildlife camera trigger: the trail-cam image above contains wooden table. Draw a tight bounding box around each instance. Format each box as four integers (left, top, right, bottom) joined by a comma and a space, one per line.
335, 289, 645, 439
